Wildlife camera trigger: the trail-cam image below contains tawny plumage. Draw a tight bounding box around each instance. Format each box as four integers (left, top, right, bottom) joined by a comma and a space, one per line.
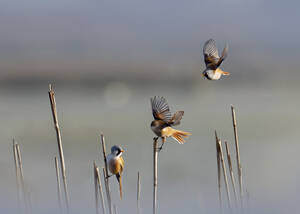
150, 96, 191, 148
202, 39, 229, 80
107, 145, 124, 199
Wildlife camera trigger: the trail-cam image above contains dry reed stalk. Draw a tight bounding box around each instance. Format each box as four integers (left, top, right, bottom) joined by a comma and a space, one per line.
153, 137, 158, 214
100, 134, 112, 214
224, 142, 238, 204
16, 144, 29, 213
113, 205, 118, 214
16, 143, 31, 214
215, 131, 222, 212
137, 172, 141, 214
217, 138, 231, 209
48, 84, 70, 212
13, 140, 21, 211
95, 166, 106, 214
231, 106, 243, 208
94, 162, 100, 214
55, 157, 63, 214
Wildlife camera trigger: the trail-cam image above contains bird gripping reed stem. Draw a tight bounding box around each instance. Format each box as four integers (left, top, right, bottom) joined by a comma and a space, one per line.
153, 137, 158, 214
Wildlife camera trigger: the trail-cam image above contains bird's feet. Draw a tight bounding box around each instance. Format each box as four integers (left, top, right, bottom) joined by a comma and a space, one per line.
106, 174, 112, 179
153, 137, 159, 141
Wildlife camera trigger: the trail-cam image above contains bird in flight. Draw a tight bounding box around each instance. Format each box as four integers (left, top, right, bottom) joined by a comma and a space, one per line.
150, 96, 191, 150
202, 39, 229, 80
107, 145, 125, 199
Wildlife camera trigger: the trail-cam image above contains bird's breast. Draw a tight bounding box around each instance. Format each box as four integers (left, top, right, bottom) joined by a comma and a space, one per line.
108, 156, 123, 175
206, 69, 221, 80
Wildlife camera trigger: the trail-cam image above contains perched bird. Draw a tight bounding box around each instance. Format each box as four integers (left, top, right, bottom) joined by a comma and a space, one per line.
202, 39, 229, 80
107, 145, 125, 199
150, 96, 191, 149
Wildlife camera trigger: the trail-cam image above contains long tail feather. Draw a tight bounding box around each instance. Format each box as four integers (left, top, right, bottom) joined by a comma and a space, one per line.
171, 129, 192, 144
222, 71, 230, 75
116, 174, 122, 200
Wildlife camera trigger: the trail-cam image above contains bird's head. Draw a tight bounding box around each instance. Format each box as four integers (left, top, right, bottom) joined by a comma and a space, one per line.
111, 145, 124, 156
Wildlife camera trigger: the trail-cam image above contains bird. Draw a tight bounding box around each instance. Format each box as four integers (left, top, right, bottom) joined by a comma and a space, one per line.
150, 96, 191, 150
107, 145, 125, 199
202, 39, 229, 80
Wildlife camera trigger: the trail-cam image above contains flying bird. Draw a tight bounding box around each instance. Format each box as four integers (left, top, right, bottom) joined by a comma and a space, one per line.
202, 39, 229, 80
107, 145, 125, 199
150, 96, 191, 150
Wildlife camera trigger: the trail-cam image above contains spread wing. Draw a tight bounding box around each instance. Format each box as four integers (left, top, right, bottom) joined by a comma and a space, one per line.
203, 39, 220, 69
216, 43, 228, 67
151, 96, 172, 122
119, 156, 124, 173
169, 111, 184, 126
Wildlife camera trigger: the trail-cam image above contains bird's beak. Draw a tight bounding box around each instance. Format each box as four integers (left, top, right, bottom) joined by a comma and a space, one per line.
121, 150, 125, 153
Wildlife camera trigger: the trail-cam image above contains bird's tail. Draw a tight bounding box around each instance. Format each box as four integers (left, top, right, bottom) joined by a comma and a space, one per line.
116, 173, 122, 200
162, 127, 191, 144
222, 71, 230, 75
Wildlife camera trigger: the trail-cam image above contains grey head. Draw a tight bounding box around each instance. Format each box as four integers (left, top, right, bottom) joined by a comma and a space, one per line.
111, 145, 124, 156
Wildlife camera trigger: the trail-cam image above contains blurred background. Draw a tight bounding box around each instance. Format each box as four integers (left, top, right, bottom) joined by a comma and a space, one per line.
1, 0, 300, 213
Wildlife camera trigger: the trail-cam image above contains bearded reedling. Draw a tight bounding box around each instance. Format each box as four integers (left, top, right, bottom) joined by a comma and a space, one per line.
107, 145, 125, 199
150, 96, 191, 150
202, 39, 229, 80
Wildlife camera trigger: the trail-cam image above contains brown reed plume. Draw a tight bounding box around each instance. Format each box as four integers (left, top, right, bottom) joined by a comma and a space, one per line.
48, 84, 70, 213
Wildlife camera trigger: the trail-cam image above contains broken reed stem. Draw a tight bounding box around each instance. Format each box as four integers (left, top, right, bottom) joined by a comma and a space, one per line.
137, 172, 141, 214
231, 106, 243, 208
16, 143, 31, 214
13, 140, 21, 212
48, 84, 70, 213
94, 162, 100, 214
225, 142, 238, 205
55, 157, 63, 214
215, 131, 222, 212
100, 134, 112, 214
217, 138, 232, 209
95, 166, 106, 214
153, 138, 158, 214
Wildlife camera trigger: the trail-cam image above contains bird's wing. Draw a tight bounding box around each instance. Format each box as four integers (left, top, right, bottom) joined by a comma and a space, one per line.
203, 39, 220, 69
169, 111, 184, 126
119, 156, 125, 173
151, 96, 172, 122
216, 43, 228, 67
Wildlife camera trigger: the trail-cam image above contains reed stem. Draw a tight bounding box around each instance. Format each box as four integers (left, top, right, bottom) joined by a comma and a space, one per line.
231, 105, 243, 209
48, 84, 70, 213
153, 137, 158, 214
215, 131, 222, 212
100, 134, 112, 214
218, 139, 232, 209
137, 172, 141, 214
55, 157, 63, 214
96, 166, 106, 214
